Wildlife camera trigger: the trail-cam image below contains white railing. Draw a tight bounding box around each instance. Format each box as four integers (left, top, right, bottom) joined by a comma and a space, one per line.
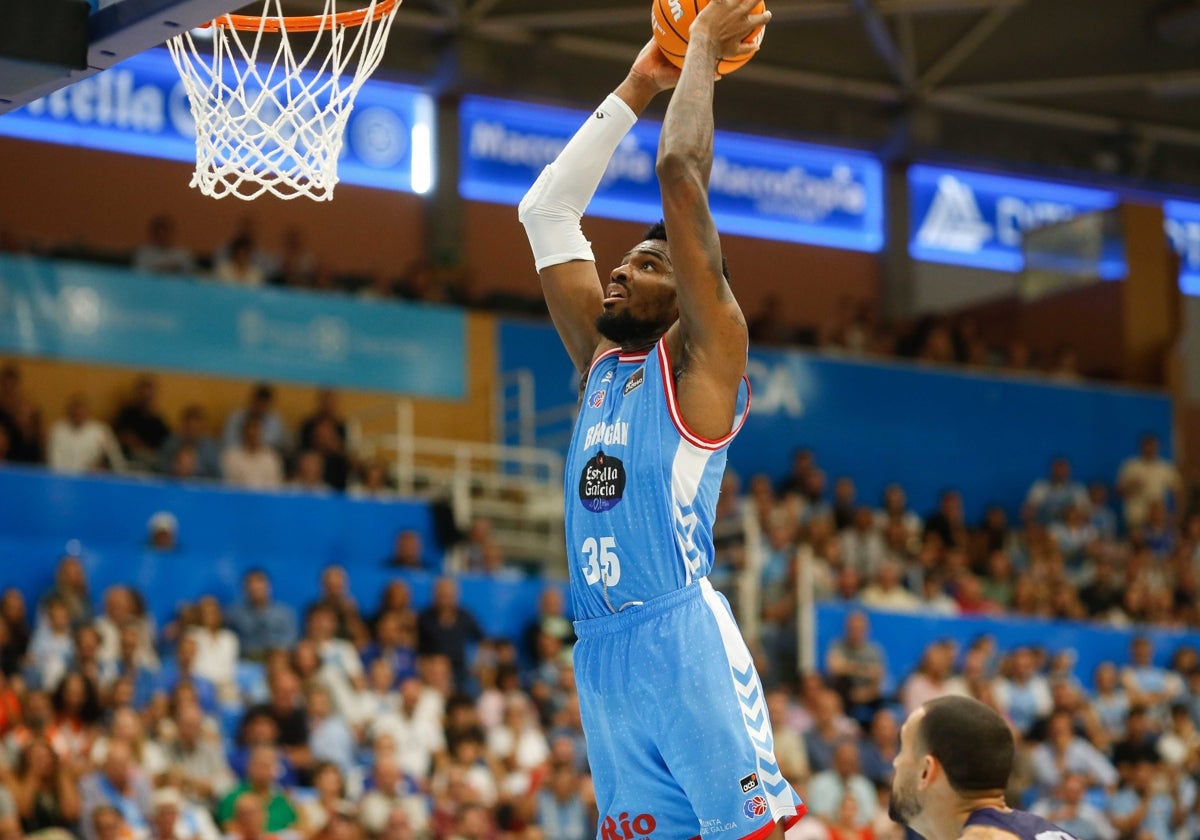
348, 400, 566, 570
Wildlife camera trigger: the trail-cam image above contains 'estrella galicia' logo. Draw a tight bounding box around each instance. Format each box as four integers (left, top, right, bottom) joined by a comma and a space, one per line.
588, 389, 606, 408
579, 450, 626, 512
623, 367, 645, 396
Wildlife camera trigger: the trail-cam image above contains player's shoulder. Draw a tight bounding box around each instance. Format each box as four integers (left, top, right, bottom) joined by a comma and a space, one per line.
959, 826, 1022, 840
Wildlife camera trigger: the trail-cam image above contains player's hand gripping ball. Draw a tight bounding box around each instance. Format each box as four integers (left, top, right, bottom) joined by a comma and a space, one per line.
652, 0, 767, 75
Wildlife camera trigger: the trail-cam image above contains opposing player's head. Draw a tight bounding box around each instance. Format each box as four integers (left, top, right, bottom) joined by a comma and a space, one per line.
596, 222, 730, 348
889, 696, 1013, 829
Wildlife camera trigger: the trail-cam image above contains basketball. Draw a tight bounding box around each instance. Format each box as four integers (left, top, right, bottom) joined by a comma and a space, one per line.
651, 0, 766, 75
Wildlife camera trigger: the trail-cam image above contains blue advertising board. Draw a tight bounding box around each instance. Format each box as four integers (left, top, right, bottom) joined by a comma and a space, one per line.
1165, 198, 1200, 296
460, 96, 884, 252
910, 163, 1200, 291
0, 255, 466, 397
816, 602, 1200, 697
908, 164, 1121, 274
0, 49, 434, 194
0, 466, 565, 641
498, 319, 1171, 520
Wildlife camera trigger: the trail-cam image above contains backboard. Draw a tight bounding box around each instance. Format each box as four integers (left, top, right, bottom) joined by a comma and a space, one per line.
0, 0, 238, 114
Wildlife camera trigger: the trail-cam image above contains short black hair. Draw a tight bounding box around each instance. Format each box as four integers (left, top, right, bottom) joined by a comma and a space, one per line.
916, 696, 1013, 794
641, 220, 730, 282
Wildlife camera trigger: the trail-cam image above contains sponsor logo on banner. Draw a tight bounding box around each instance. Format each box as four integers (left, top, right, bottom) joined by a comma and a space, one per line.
742, 796, 768, 819
915, 175, 992, 253
0, 50, 426, 194
579, 451, 626, 512
744, 358, 803, 418
460, 96, 884, 251
908, 164, 1117, 272
740, 772, 760, 793
600, 813, 657, 840
623, 367, 645, 396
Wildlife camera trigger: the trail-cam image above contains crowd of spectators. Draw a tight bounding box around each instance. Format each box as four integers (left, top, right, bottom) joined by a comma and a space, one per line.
0, 216, 1093, 382
0, 412, 1197, 839
0, 217, 538, 317
707, 435, 1193, 686
0, 365, 393, 502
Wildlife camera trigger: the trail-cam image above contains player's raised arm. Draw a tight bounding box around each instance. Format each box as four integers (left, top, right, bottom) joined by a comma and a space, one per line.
518, 43, 679, 375
656, 0, 769, 407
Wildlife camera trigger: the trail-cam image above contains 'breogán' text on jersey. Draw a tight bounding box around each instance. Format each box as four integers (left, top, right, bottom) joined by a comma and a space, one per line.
564, 340, 749, 620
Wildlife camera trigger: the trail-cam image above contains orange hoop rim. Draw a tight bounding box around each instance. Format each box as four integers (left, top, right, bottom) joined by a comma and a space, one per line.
208, 0, 399, 32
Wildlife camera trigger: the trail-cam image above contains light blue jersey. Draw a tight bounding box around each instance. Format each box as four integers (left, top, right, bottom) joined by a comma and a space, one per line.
565, 341, 748, 620
565, 339, 806, 840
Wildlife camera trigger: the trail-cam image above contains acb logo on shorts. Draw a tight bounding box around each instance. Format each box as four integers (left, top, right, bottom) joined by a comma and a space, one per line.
740, 772, 759, 793
601, 812, 657, 840
742, 796, 768, 819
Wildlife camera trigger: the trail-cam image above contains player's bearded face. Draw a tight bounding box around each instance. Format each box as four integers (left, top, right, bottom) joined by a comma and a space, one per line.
595, 308, 665, 345
888, 763, 922, 826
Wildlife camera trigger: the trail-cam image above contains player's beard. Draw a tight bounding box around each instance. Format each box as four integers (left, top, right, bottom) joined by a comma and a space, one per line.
888, 769, 923, 826
595, 308, 663, 347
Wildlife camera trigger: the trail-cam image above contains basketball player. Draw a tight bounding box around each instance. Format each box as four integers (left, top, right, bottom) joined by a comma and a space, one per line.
890, 696, 1080, 840
518, 1, 805, 839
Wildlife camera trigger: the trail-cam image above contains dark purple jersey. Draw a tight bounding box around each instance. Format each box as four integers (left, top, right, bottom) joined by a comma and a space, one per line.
963, 807, 1080, 840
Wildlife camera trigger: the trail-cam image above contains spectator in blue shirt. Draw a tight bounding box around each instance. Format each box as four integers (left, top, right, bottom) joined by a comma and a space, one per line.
1025, 457, 1088, 525
155, 636, 218, 716
1108, 760, 1179, 840
225, 570, 298, 661
1087, 481, 1119, 541
536, 762, 590, 840
1122, 636, 1184, 725
159, 405, 221, 479
361, 610, 417, 689
222, 384, 287, 453
1030, 773, 1118, 840
857, 708, 899, 786
1030, 710, 1118, 795
78, 740, 153, 840
111, 624, 158, 711
306, 685, 356, 778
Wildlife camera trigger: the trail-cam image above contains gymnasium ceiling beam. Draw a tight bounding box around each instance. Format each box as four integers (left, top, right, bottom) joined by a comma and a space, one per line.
850, 0, 915, 89
918, 2, 1020, 91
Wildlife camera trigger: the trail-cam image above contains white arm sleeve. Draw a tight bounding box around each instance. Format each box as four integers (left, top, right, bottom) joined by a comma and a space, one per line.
518, 93, 638, 272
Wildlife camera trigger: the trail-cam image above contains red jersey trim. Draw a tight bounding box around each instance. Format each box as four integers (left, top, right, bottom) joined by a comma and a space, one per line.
587, 348, 650, 379
657, 340, 751, 452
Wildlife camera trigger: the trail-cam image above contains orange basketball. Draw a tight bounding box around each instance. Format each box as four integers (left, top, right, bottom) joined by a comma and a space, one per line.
651, 0, 766, 75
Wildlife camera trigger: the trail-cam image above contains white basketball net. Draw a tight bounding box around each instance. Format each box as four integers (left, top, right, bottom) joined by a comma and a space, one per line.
166, 0, 401, 201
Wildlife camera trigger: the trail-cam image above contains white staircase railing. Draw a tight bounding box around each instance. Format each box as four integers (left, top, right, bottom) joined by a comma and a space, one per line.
348, 400, 566, 572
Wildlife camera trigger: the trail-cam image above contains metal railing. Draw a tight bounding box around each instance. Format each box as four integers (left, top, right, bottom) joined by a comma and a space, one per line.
348, 400, 566, 571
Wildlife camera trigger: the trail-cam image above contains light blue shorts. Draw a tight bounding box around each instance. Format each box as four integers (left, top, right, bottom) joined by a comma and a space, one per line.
573, 578, 806, 840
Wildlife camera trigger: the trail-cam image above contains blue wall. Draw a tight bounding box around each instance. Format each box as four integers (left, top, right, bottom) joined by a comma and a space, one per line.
498, 319, 1172, 520
0, 468, 558, 640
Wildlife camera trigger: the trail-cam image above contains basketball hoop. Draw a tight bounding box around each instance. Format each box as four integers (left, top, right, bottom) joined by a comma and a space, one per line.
166, 0, 402, 201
